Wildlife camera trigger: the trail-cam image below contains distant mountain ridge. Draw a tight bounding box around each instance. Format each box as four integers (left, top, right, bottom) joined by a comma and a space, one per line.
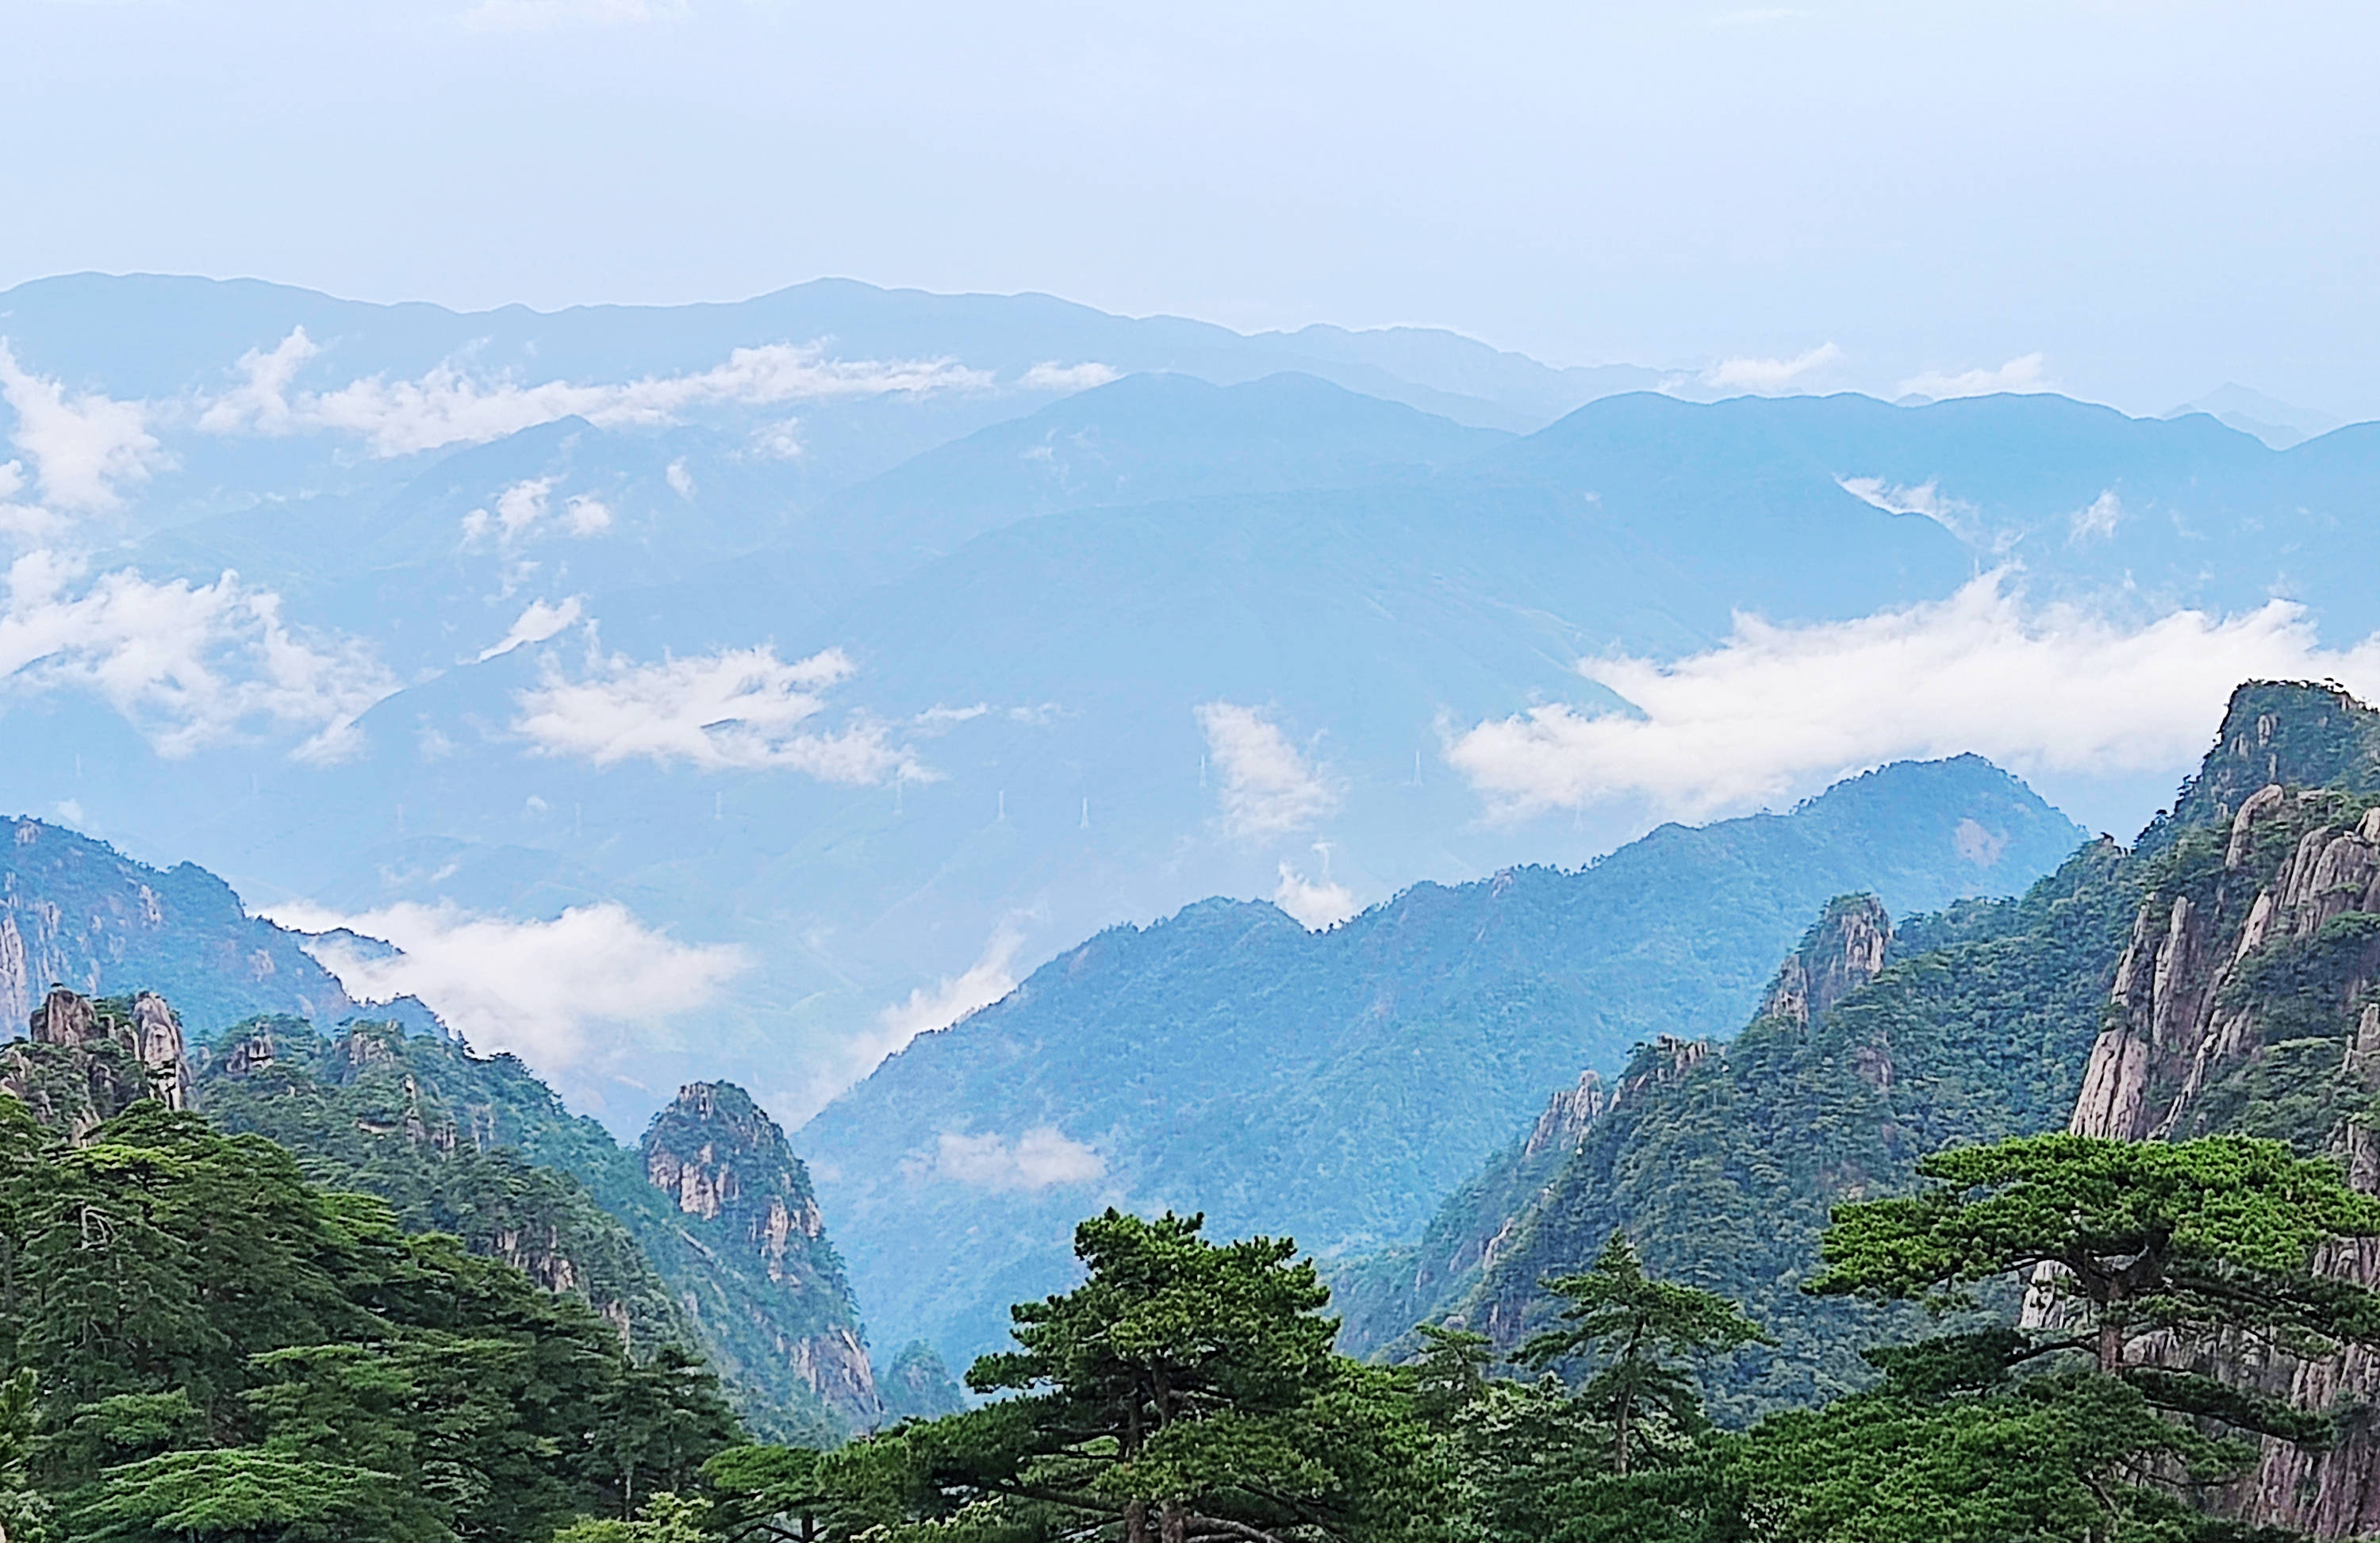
797, 754, 2087, 1371
14, 272, 2380, 1148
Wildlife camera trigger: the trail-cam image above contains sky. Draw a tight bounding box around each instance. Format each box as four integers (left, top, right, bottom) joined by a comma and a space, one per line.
4, 1, 2375, 420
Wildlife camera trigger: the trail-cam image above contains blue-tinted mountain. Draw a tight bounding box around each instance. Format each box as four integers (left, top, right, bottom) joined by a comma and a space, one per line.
9, 274, 2380, 1147
795, 754, 2085, 1371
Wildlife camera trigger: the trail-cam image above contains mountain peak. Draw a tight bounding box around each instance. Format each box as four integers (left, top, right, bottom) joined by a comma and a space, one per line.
1757, 894, 1892, 1029
2160, 681, 2380, 842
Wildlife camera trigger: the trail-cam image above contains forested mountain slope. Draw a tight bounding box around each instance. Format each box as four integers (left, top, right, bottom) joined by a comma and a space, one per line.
1359, 680, 2380, 1467
193, 1020, 880, 1441
0, 817, 395, 1038
799, 754, 2084, 1369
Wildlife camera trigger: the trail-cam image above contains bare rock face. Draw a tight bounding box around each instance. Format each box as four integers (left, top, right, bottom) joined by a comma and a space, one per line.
0, 985, 190, 1139
2052, 684, 2380, 1535
642, 1081, 882, 1430
1758, 893, 1891, 1031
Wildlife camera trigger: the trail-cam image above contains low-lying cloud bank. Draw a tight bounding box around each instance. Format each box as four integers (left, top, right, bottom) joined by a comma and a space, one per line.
271, 898, 749, 1076
202, 328, 996, 456
514, 642, 924, 782
0, 550, 397, 762
917, 1127, 1106, 1192
1449, 573, 2380, 822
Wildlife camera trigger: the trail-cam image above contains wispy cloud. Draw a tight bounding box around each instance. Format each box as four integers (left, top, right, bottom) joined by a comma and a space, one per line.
1835, 474, 2010, 551
514, 642, 923, 781
1898, 352, 2052, 401
1020, 362, 1121, 393
916, 1127, 1105, 1191
271, 899, 747, 1073
460, 478, 612, 548
476, 595, 585, 662
202, 330, 993, 457
1273, 852, 1359, 930
2068, 489, 2125, 544
1702, 342, 1841, 394
0, 550, 397, 761
1196, 701, 1338, 838
1447, 572, 2380, 821
0, 343, 171, 512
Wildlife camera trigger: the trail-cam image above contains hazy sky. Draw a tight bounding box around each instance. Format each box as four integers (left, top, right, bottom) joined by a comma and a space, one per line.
4, 1, 2374, 417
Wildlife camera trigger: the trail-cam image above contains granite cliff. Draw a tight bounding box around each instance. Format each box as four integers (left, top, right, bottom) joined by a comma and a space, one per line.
0, 985, 192, 1139
0, 818, 375, 1036
2048, 682, 2380, 1535
197, 1023, 882, 1441
642, 1082, 882, 1432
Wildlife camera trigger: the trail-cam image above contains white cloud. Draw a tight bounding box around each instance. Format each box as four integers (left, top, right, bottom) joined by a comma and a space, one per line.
476, 595, 585, 662
1702, 343, 1842, 394
0, 461, 59, 540
198, 328, 321, 436
0, 343, 171, 512
563, 493, 612, 535
1898, 352, 2052, 401
772, 924, 1027, 1123
665, 459, 697, 498
514, 641, 923, 781
872, 926, 1023, 1057
0, 551, 397, 761
1273, 858, 1359, 930
1836, 475, 2006, 550
269, 899, 747, 1073
1196, 701, 1338, 837
913, 702, 989, 730
1446, 571, 2380, 822
460, 478, 613, 547
750, 420, 805, 459
203, 331, 993, 457
1020, 361, 1122, 393
923, 1127, 1105, 1191
2069, 489, 2125, 543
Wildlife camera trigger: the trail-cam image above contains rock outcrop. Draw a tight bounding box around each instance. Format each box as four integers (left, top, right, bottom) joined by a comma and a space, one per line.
643, 1082, 883, 1430
0, 985, 190, 1138
2054, 683, 2380, 1537
1758, 893, 1892, 1030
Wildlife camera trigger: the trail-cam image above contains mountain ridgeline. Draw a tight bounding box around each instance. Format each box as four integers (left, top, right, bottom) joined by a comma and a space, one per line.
194, 1023, 883, 1441
799, 753, 2086, 1369
1351, 679, 2380, 1538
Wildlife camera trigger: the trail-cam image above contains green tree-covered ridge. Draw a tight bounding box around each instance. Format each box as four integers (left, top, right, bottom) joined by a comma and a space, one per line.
678, 1135, 2380, 1543
192, 1017, 885, 1441
1351, 680, 2380, 1450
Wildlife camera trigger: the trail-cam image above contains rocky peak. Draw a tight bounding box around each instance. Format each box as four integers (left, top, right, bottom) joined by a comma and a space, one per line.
640, 1081, 882, 1430
1759, 893, 1892, 1030
1521, 1070, 1607, 1161
2162, 681, 2380, 843
2, 985, 191, 1139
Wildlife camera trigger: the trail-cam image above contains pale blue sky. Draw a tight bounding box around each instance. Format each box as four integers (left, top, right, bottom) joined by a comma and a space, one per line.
3, 1, 2372, 416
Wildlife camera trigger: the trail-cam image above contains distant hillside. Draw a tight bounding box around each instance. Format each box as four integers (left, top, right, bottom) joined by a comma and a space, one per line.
797, 754, 2086, 1371
0, 816, 397, 1038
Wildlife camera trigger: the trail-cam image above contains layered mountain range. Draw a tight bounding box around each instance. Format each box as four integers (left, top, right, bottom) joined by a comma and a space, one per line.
1308, 678, 2380, 1537
6, 274, 2380, 1133
799, 752, 2084, 1367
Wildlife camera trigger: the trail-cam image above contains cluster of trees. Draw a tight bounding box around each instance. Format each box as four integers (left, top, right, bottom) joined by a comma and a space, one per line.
0, 1099, 740, 1542
7, 1077, 2380, 1543
641, 1132, 2380, 1543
